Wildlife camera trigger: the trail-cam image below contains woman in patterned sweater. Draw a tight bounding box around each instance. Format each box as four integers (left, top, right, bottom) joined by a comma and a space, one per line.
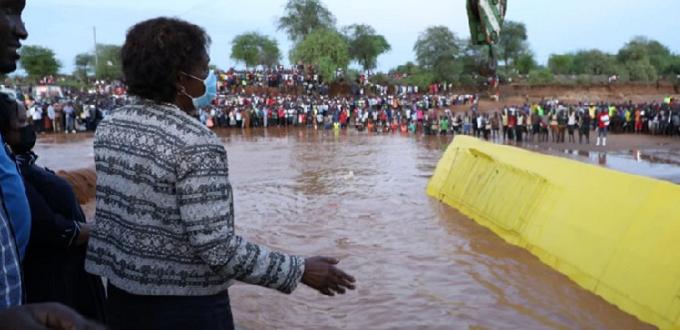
85, 17, 355, 330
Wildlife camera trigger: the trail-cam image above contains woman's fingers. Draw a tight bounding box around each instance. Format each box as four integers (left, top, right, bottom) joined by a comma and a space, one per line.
321, 256, 339, 265
320, 287, 334, 297
332, 284, 346, 295
334, 274, 357, 291
332, 267, 356, 284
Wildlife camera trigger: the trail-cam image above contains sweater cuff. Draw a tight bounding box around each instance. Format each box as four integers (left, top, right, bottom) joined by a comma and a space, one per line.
279, 256, 306, 294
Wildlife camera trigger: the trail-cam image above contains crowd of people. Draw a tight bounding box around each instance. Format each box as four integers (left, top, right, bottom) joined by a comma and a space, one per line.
0, 12, 356, 330
0, 3, 678, 328
14, 90, 127, 134
193, 90, 679, 147
12, 74, 680, 152
196, 92, 478, 130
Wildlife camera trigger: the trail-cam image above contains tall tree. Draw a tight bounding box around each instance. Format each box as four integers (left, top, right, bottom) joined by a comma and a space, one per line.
231, 32, 282, 69
390, 61, 421, 75
516, 52, 537, 75
74, 53, 94, 79
667, 56, 680, 77
413, 26, 462, 81
94, 44, 123, 80
457, 38, 487, 75
497, 20, 528, 74
277, 0, 336, 43
619, 36, 671, 72
231, 33, 260, 69
290, 28, 349, 81
572, 50, 620, 76
19, 45, 61, 78
342, 24, 391, 73
257, 36, 282, 69
548, 54, 574, 75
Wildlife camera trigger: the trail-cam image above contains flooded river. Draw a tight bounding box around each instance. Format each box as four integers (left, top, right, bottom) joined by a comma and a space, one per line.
34, 129, 655, 330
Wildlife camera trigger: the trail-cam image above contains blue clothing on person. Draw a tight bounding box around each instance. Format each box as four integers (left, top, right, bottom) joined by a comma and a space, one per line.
0, 197, 22, 309
0, 134, 31, 260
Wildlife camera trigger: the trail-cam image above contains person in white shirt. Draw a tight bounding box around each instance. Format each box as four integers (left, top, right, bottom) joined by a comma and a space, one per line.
235, 108, 243, 128
567, 110, 577, 143
32, 104, 44, 134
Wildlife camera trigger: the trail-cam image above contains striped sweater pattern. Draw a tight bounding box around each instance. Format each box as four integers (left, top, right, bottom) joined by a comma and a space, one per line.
85, 101, 305, 296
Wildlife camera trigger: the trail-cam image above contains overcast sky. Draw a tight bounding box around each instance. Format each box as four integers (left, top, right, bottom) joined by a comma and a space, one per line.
22, 0, 680, 75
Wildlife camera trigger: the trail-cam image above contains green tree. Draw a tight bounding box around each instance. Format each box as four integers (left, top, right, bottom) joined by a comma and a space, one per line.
277, 0, 336, 43
370, 73, 389, 85
572, 50, 619, 76
666, 56, 680, 77
74, 53, 94, 79
231, 32, 282, 69
290, 28, 349, 81
231, 33, 259, 69
516, 52, 537, 75
548, 54, 574, 75
94, 44, 123, 80
390, 61, 421, 75
258, 37, 282, 69
616, 37, 661, 82
404, 71, 435, 91
497, 20, 528, 74
19, 45, 61, 78
618, 36, 673, 75
626, 62, 657, 82
457, 39, 488, 75
528, 68, 555, 85
413, 26, 462, 81
342, 24, 391, 73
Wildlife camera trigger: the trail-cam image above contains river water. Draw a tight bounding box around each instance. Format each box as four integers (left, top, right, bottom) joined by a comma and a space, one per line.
34, 129, 654, 330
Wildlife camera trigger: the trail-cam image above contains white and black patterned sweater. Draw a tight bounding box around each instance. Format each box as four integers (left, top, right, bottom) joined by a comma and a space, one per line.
85, 101, 305, 296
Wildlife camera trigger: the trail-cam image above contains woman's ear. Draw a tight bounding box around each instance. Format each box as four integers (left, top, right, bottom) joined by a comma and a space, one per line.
175, 73, 186, 95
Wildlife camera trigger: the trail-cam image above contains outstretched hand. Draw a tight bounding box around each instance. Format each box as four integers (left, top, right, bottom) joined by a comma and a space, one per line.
302, 256, 356, 297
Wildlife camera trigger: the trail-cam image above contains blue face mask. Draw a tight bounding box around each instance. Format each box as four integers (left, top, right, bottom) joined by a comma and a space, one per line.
181, 70, 217, 109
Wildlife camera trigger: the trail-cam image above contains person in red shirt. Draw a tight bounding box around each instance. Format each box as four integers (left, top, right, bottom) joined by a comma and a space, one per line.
339, 110, 348, 129
597, 110, 610, 146
507, 112, 516, 141
277, 107, 285, 126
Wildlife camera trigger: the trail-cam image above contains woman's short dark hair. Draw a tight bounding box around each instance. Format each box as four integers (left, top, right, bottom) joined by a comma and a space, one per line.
121, 17, 211, 104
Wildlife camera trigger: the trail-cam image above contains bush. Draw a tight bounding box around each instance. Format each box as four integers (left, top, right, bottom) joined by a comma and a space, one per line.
577, 74, 591, 86
459, 75, 476, 87
528, 69, 555, 85
554, 75, 575, 85
627, 62, 658, 82
404, 72, 435, 91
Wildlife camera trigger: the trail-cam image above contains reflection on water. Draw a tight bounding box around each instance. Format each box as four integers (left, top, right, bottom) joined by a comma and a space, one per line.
33, 129, 654, 330
539, 147, 680, 184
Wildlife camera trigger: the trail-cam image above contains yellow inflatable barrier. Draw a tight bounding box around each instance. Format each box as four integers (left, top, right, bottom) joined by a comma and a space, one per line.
427, 136, 680, 329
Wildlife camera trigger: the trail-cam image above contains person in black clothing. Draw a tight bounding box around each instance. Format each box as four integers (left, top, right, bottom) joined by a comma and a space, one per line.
3, 99, 107, 323
579, 110, 591, 144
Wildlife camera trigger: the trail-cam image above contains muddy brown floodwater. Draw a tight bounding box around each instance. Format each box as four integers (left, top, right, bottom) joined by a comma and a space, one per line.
34, 129, 659, 330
